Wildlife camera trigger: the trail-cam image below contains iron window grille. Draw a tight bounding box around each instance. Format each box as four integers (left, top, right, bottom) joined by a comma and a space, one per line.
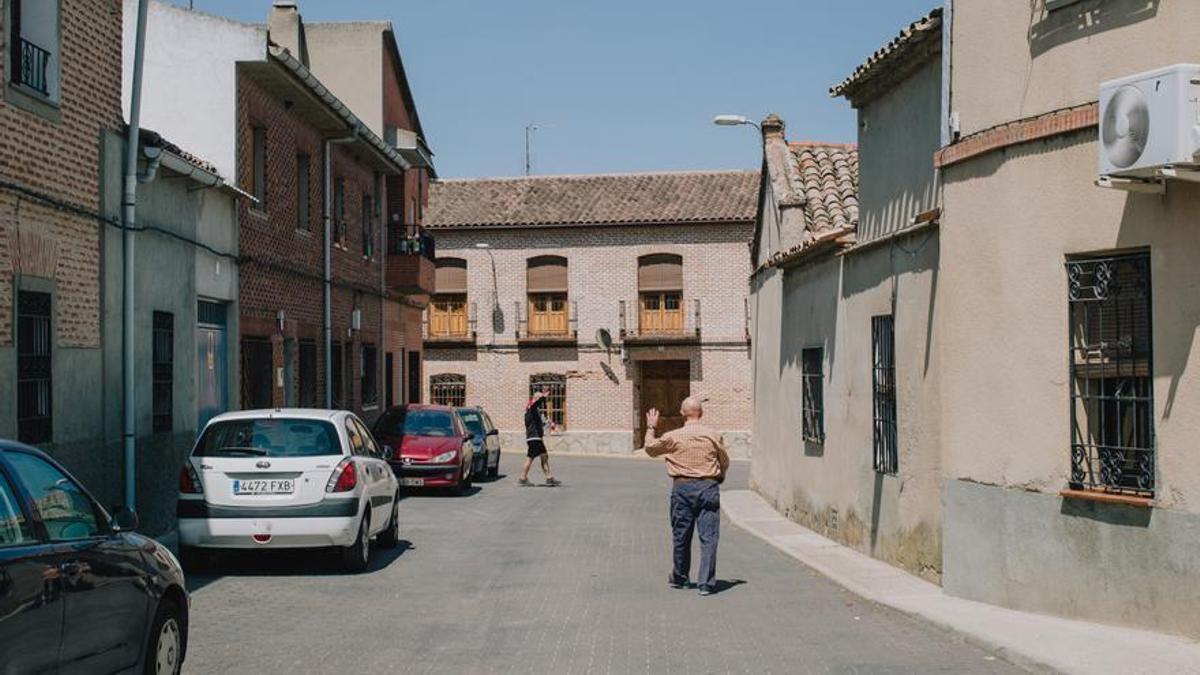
16, 290, 52, 444
298, 340, 317, 407
15, 37, 51, 97
1067, 252, 1154, 497
361, 344, 378, 407
361, 195, 374, 258
801, 347, 824, 443
431, 374, 466, 407
152, 312, 174, 433
530, 374, 567, 430
872, 315, 898, 474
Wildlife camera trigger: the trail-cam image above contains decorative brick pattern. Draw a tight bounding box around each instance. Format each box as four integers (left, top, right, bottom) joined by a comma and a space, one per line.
0, 0, 123, 348
934, 102, 1098, 169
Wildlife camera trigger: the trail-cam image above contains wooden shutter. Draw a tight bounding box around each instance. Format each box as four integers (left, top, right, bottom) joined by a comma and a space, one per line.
637, 254, 682, 291
435, 258, 467, 293
527, 256, 568, 293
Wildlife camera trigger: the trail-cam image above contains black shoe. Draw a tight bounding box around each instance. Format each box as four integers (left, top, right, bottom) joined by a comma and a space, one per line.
668, 574, 690, 589
545, 477, 562, 487
698, 587, 714, 596
517, 478, 532, 487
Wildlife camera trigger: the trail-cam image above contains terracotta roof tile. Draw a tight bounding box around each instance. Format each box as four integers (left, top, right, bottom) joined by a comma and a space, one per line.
425, 170, 759, 228
830, 7, 942, 106
764, 142, 859, 269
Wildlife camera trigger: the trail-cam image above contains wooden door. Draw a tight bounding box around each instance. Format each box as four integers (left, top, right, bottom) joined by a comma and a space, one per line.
430, 294, 467, 337
638, 360, 690, 441
638, 292, 683, 334
528, 293, 568, 336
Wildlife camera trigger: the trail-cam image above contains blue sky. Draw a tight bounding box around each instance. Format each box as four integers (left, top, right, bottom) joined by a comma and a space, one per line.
169, 1, 938, 177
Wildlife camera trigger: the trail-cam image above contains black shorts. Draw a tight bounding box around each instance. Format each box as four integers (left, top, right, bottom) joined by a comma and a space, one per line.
526, 439, 547, 458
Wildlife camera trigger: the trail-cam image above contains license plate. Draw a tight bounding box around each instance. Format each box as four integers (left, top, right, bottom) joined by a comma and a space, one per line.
232, 479, 294, 495
401, 478, 424, 487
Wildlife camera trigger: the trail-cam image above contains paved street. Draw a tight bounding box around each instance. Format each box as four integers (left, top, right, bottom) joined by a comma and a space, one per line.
182, 454, 1020, 674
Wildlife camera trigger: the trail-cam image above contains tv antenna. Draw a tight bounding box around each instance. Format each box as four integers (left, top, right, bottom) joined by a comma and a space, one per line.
525, 123, 538, 175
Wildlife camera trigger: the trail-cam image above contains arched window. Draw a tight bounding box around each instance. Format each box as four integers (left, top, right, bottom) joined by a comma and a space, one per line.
530, 373, 566, 430
430, 258, 468, 338
637, 254, 683, 334
430, 373, 466, 407
526, 256, 569, 336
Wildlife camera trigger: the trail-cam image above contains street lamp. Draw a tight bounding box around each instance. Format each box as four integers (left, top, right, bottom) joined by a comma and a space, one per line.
713, 114, 760, 131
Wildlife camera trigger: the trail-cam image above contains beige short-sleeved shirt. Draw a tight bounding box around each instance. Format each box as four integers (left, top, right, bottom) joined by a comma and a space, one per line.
644, 420, 730, 479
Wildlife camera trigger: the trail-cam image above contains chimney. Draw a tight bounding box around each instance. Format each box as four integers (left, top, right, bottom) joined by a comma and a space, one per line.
761, 113, 785, 142
268, 0, 309, 66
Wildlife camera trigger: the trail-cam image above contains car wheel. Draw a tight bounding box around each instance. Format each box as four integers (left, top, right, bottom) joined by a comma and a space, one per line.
340, 513, 370, 572
178, 546, 207, 573
488, 451, 500, 478
144, 598, 184, 675
378, 495, 400, 549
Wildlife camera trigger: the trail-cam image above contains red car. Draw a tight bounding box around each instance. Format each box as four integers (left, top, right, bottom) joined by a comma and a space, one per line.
373, 404, 476, 494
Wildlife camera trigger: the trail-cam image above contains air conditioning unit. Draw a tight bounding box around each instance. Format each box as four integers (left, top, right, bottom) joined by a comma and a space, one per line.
1099, 64, 1200, 179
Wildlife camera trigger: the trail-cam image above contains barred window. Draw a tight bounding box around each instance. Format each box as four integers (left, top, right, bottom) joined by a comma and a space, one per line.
1067, 252, 1154, 497
872, 315, 897, 474
361, 344, 378, 408
431, 374, 466, 407
361, 195, 374, 258
530, 374, 566, 430
152, 311, 174, 433
16, 290, 52, 444
801, 347, 824, 443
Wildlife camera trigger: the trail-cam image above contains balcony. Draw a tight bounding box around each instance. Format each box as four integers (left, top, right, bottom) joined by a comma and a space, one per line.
423, 301, 477, 348
386, 227, 435, 295
619, 298, 701, 345
516, 299, 578, 346
15, 37, 52, 97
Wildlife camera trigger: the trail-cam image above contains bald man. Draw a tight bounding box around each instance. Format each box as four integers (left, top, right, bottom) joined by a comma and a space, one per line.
644, 397, 729, 596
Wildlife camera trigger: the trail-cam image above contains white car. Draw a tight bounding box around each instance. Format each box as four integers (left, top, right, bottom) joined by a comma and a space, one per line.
177, 409, 400, 572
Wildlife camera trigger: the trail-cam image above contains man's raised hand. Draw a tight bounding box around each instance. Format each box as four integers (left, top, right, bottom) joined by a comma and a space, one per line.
645, 408, 660, 429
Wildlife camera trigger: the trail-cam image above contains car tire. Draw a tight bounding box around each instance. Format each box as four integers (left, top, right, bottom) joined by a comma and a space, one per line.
340, 513, 370, 573
143, 597, 185, 675
377, 495, 400, 549
178, 546, 207, 573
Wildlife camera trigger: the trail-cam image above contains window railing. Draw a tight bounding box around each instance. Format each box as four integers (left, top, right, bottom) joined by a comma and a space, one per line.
619, 298, 701, 340
15, 37, 51, 97
387, 226, 435, 261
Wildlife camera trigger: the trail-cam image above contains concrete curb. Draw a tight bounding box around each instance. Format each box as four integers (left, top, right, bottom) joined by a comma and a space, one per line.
722, 490, 1200, 675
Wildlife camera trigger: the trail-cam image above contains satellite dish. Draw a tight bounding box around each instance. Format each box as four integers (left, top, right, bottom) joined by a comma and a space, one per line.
596, 328, 613, 350
1102, 85, 1150, 169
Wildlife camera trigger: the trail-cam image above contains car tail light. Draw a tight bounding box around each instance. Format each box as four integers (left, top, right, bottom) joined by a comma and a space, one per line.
179, 463, 203, 494
326, 458, 357, 493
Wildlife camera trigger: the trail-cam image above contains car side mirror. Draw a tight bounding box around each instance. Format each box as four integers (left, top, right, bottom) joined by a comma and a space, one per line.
111, 506, 139, 533
382, 445, 395, 461
487, 428, 500, 437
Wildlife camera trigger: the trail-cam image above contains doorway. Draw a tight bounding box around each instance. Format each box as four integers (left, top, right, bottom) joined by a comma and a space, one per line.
407, 350, 422, 404
637, 360, 690, 441
196, 301, 228, 430
385, 352, 395, 409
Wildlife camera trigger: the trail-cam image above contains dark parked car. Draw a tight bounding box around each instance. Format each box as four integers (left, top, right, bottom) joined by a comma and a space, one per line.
374, 405, 475, 494
0, 441, 188, 675
457, 407, 501, 479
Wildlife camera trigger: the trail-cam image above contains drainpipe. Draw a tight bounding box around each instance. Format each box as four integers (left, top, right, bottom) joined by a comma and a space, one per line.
323, 133, 357, 408
122, 0, 149, 512
376, 171, 385, 411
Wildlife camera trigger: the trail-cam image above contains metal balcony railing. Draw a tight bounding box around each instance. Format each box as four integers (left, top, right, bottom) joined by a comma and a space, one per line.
619, 298, 701, 341
15, 37, 52, 97
387, 226, 435, 261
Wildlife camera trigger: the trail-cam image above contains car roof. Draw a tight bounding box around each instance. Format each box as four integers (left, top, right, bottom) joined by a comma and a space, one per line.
0, 439, 48, 456
403, 404, 457, 412
205, 408, 348, 425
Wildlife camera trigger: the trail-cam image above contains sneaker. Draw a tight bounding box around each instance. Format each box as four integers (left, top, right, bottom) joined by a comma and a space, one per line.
517, 478, 532, 487
697, 587, 714, 597
668, 574, 690, 589
545, 477, 562, 487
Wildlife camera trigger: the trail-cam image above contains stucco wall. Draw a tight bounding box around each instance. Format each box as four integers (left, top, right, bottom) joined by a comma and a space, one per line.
951, 1, 1189, 137
304, 22, 385, 138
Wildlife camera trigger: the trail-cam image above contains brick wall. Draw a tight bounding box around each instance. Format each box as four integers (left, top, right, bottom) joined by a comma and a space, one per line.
236, 72, 387, 416
0, 0, 123, 348
424, 222, 754, 449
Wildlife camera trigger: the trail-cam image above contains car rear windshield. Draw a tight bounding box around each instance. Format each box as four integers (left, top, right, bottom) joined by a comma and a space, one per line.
376, 409, 457, 437
458, 410, 486, 437
194, 418, 341, 457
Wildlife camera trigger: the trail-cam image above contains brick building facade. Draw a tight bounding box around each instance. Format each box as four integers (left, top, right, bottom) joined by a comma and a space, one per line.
0, 0, 124, 489
424, 171, 758, 457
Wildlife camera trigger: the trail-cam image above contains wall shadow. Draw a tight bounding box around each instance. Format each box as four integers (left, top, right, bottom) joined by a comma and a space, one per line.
1059, 499, 1152, 527
424, 347, 479, 362
517, 345, 579, 362
1029, 0, 1160, 58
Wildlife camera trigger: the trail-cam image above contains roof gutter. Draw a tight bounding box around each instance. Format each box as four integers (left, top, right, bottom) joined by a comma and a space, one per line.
424, 218, 756, 232
267, 45, 411, 175
142, 145, 258, 202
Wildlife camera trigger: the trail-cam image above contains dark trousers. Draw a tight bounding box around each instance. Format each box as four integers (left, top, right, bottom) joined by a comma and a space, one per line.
669, 479, 720, 590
